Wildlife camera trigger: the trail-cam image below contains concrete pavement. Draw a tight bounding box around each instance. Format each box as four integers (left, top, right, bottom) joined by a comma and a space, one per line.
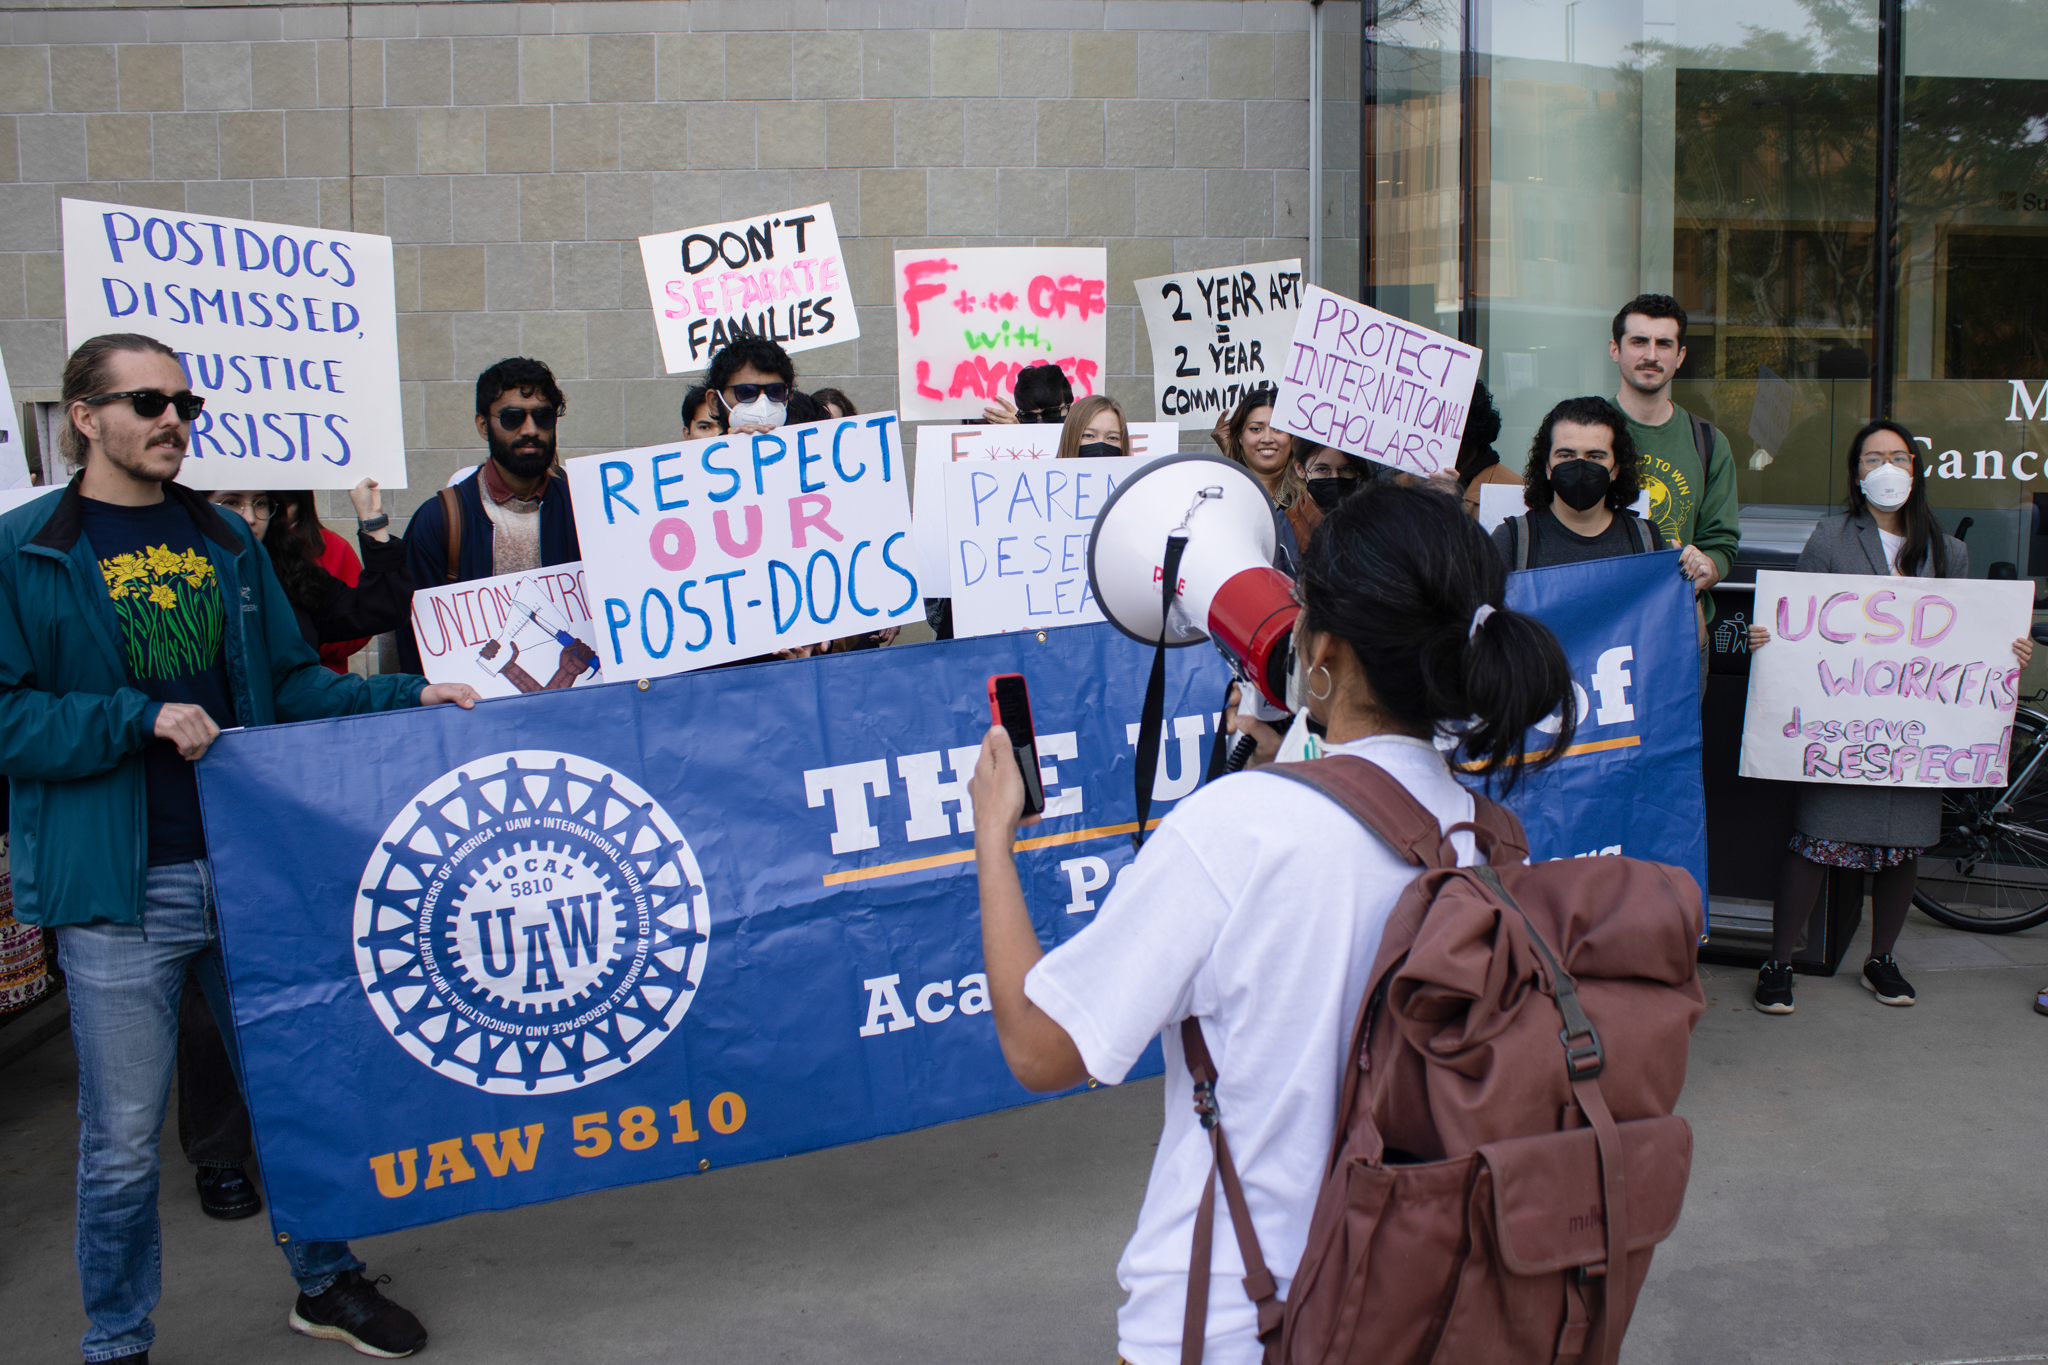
3, 910, 2044, 1365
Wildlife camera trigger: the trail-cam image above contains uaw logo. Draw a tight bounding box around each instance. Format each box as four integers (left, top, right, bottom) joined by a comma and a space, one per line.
355, 751, 710, 1095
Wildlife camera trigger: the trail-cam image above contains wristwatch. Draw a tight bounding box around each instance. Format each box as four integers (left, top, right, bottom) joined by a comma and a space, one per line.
358, 513, 391, 533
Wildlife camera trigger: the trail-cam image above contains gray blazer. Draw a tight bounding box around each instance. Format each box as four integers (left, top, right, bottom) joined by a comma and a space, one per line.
1789, 511, 1968, 849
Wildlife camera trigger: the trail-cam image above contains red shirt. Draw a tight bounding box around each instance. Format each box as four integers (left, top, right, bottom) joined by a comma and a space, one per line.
315, 527, 367, 673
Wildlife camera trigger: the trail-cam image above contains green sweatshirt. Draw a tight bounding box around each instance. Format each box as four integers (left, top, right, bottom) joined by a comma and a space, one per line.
1627, 404, 1741, 620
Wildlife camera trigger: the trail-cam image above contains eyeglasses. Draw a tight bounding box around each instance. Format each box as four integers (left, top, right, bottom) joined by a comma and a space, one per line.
723, 383, 791, 405
212, 494, 279, 518
83, 389, 205, 421
1858, 450, 1915, 470
492, 405, 558, 432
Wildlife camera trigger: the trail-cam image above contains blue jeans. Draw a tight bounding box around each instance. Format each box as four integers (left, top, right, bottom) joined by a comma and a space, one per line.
57, 860, 363, 1362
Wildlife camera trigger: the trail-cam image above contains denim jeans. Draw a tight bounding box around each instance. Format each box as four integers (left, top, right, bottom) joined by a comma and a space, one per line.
57, 860, 362, 1363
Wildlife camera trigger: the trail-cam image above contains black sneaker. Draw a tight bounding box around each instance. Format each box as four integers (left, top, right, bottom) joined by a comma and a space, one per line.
288, 1270, 427, 1359
196, 1164, 261, 1220
1861, 954, 1917, 1006
1754, 959, 1795, 1014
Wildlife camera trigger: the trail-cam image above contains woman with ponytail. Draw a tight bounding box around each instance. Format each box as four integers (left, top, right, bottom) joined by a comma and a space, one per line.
963, 483, 1576, 1365
1747, 420, 2032, 1014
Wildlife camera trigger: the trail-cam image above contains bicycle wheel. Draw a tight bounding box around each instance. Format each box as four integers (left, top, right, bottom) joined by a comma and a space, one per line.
1915, 708, 2048, 933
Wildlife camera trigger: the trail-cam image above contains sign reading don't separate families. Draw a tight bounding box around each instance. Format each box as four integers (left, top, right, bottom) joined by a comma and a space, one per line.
1271, 286, 1480, 477
894, 248, 1108, 423
61, 199, 405, 490
410, 564, 604, 699
943, 454, 1152, 637
566, 415, 919, 677
1739, 569, 2032, 787
639, 203, 854, 373
1137, 259, 1303, 429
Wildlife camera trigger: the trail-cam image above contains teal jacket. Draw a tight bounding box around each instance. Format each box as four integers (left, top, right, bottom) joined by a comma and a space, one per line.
0, 478, 426, 928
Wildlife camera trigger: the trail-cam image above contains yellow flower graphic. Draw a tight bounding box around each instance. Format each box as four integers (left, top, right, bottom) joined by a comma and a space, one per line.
97, 542, 226, 680
148, 583, 178, 609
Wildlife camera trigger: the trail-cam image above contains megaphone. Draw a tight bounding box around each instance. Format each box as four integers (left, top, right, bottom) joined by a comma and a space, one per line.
1088, 453, 1299, 712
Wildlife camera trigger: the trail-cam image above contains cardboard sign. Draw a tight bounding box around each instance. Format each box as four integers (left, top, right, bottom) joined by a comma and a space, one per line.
409, 564, 604, 699
1137, 260, 1304, 430
639, 203, 854, 374
893, 248, 1108, 423
910, 421, 1178, 594
1270, 286, 1480, 477
1739, 569, 2032, 786
0, 345, 25, 489
566, 414, 918, 677
943, 454, 1152, 637
60, 199, 405, 491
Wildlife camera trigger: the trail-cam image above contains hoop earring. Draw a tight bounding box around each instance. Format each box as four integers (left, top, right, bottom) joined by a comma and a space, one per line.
1308, 665, 1334, 702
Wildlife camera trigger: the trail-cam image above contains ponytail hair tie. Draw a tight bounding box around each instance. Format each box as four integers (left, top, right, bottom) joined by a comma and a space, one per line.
1468, 603, 1496, 641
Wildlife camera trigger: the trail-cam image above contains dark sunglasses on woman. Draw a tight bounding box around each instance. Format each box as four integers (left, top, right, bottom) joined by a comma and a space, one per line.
723, 383, 791, 405
83, 389, 206, 421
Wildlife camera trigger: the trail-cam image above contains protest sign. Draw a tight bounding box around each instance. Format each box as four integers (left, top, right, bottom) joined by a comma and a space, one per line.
1270, 286, 1480, 477
565, 414, 917, 677
909, 421, 1178, 594
0, 486, 51, 517
1136, 260, 1303, 429
1475, 481, 1650, 533
1738, 569, 2031, 786
944, 454, 1152, 637
60, 199, 404, 490
409, 564, 604, 699
638, 203, 854, 374
894, 248, 1108, 423
0, 345, 25, 489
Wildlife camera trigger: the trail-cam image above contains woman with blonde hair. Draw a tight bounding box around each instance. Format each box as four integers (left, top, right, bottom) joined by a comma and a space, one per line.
1221, 386, 1309, 572
1056, 394, 1130, 459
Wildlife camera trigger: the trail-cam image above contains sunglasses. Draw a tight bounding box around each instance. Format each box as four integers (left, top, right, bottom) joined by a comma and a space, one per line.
723, 383, 791, 405
492, 405, 559, 432
83, 389, 206, 421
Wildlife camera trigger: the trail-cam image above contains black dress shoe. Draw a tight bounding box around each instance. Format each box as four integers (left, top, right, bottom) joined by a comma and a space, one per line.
195, 1164, 262, 1220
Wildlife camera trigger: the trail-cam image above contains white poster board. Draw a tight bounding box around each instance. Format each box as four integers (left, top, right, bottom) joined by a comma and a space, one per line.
0, 346, 25, 489
61, 199, 405, 490
0, 486, 54, 517
1738, 568, 2032, 787
943, 454, 1153, 637
911, 421, 1178, 594
1270, 286, 1480, 477
409, 563, 604, 699
1136, 260, 1303, 430
1476, 482, 1650, 534
566, 414, 916, 678
639, 203, 855, 375
893, 248, 1108, 423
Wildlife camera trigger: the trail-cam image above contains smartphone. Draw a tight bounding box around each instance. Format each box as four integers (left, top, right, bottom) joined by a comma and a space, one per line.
986, 673, 1047, 818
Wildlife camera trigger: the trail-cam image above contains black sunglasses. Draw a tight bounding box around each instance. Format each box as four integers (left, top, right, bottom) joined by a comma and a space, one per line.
84, 389, 205, 421
723, 383, 790, 405
492, 404, 559, 431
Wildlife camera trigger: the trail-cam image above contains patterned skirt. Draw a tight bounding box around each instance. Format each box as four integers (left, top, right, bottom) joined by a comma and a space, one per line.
0, 843, 54, 1017
1788, 832, 1921, 871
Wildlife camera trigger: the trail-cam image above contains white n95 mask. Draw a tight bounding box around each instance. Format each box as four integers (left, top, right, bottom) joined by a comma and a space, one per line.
727, 396, 786, 429
1861, 463, 1913, 511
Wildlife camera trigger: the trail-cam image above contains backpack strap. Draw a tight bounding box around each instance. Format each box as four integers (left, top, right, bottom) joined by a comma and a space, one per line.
1624, 515, 1652, 555
1508, 513, 1532, 572
1178, 1018, 1283, 1365
1266, 754, 1528, 868
438, 486, 465, 584
1686, 408, 1716, 471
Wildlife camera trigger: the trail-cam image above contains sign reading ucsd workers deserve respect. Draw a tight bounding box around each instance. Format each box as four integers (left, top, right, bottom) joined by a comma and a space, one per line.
1271, 285, 1480, 477
639, 203, 854, 373
1136, 259, 1303, 429
894, 248, 1108, 423
1739, 569, 2032, 786
944, 454, 1153, 637
409, 563, 604, 699
60, 199, 404, 490
566, 414, 918, 676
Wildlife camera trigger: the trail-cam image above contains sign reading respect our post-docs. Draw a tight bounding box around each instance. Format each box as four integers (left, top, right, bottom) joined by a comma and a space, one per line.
565, 414, 918, 677
1137, 260, 1303, 429
1270, 285, 1480, 477
894, 248, 1108, 423
60, 199, 405, 490
1739, 569, 2032, 787
639, 203, 854, 374
943, 454, 1151, 637
409, 564, 604, 699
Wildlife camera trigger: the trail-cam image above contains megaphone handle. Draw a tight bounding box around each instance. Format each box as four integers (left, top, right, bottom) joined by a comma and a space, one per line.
1132, 534, 1190, 851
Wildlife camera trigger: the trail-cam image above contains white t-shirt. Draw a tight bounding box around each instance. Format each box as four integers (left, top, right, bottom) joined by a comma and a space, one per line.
1879, 527, 1905, 575
1024, 735, 1478, 1365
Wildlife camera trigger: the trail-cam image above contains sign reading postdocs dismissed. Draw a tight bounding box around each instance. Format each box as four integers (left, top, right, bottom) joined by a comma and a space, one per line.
566, 414, 919, 677
1739, 569, 2032, 787
894, 248, 1108, 423
60, 199, 405, 490
639, 203, 854, 374
1271, 285, 1480, 477
1137, 260, 1303, 430
943, 454, 1152, 637
409, 564, 604, 699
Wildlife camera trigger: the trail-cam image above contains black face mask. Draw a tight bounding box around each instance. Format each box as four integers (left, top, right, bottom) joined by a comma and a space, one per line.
1550, 459, 1612, 513
1305, 477, 1356, 511
1074, 441, 1120, 459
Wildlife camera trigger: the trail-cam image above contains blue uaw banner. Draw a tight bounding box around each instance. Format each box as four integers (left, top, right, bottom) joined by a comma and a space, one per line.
1493, 549, 1707, 895
198, 626, 1229, 1243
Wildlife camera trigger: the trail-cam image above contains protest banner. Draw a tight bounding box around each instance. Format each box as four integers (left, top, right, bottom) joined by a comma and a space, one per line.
60, 199, 405, 490
409, 563, 604, 699
1136, 260, 1303, 429
638, 204, 854, 374
944, 454, 1153, 637
909, 421, 1179, 594
1738, 568, 2031, 786
564, 414, 917, 677
894, 249, 1108, 423
0, 345, 24, 489
1270, 286, 1480, 477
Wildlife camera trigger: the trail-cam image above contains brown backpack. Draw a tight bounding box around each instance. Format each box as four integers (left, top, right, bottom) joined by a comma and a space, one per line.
1178, 756, 1706, 1365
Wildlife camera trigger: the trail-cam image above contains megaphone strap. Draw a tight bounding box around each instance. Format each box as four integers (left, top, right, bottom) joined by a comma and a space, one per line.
1132, 533, 1191, 851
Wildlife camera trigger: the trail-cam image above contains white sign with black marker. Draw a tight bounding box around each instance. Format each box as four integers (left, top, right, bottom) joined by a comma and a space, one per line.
1137, 259, 1303, 430
639, 203, 854, 374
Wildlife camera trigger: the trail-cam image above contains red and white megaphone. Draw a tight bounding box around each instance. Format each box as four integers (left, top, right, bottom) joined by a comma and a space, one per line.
1087, 454, 1298, 713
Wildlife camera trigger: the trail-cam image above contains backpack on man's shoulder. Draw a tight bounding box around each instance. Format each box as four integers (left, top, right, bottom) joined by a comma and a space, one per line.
1178, 755, 1706, 1365
1502, 511, 1655, 571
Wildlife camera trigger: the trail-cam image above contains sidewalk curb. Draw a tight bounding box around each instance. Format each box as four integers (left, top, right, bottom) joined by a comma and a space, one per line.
0, 984, 67, 1071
